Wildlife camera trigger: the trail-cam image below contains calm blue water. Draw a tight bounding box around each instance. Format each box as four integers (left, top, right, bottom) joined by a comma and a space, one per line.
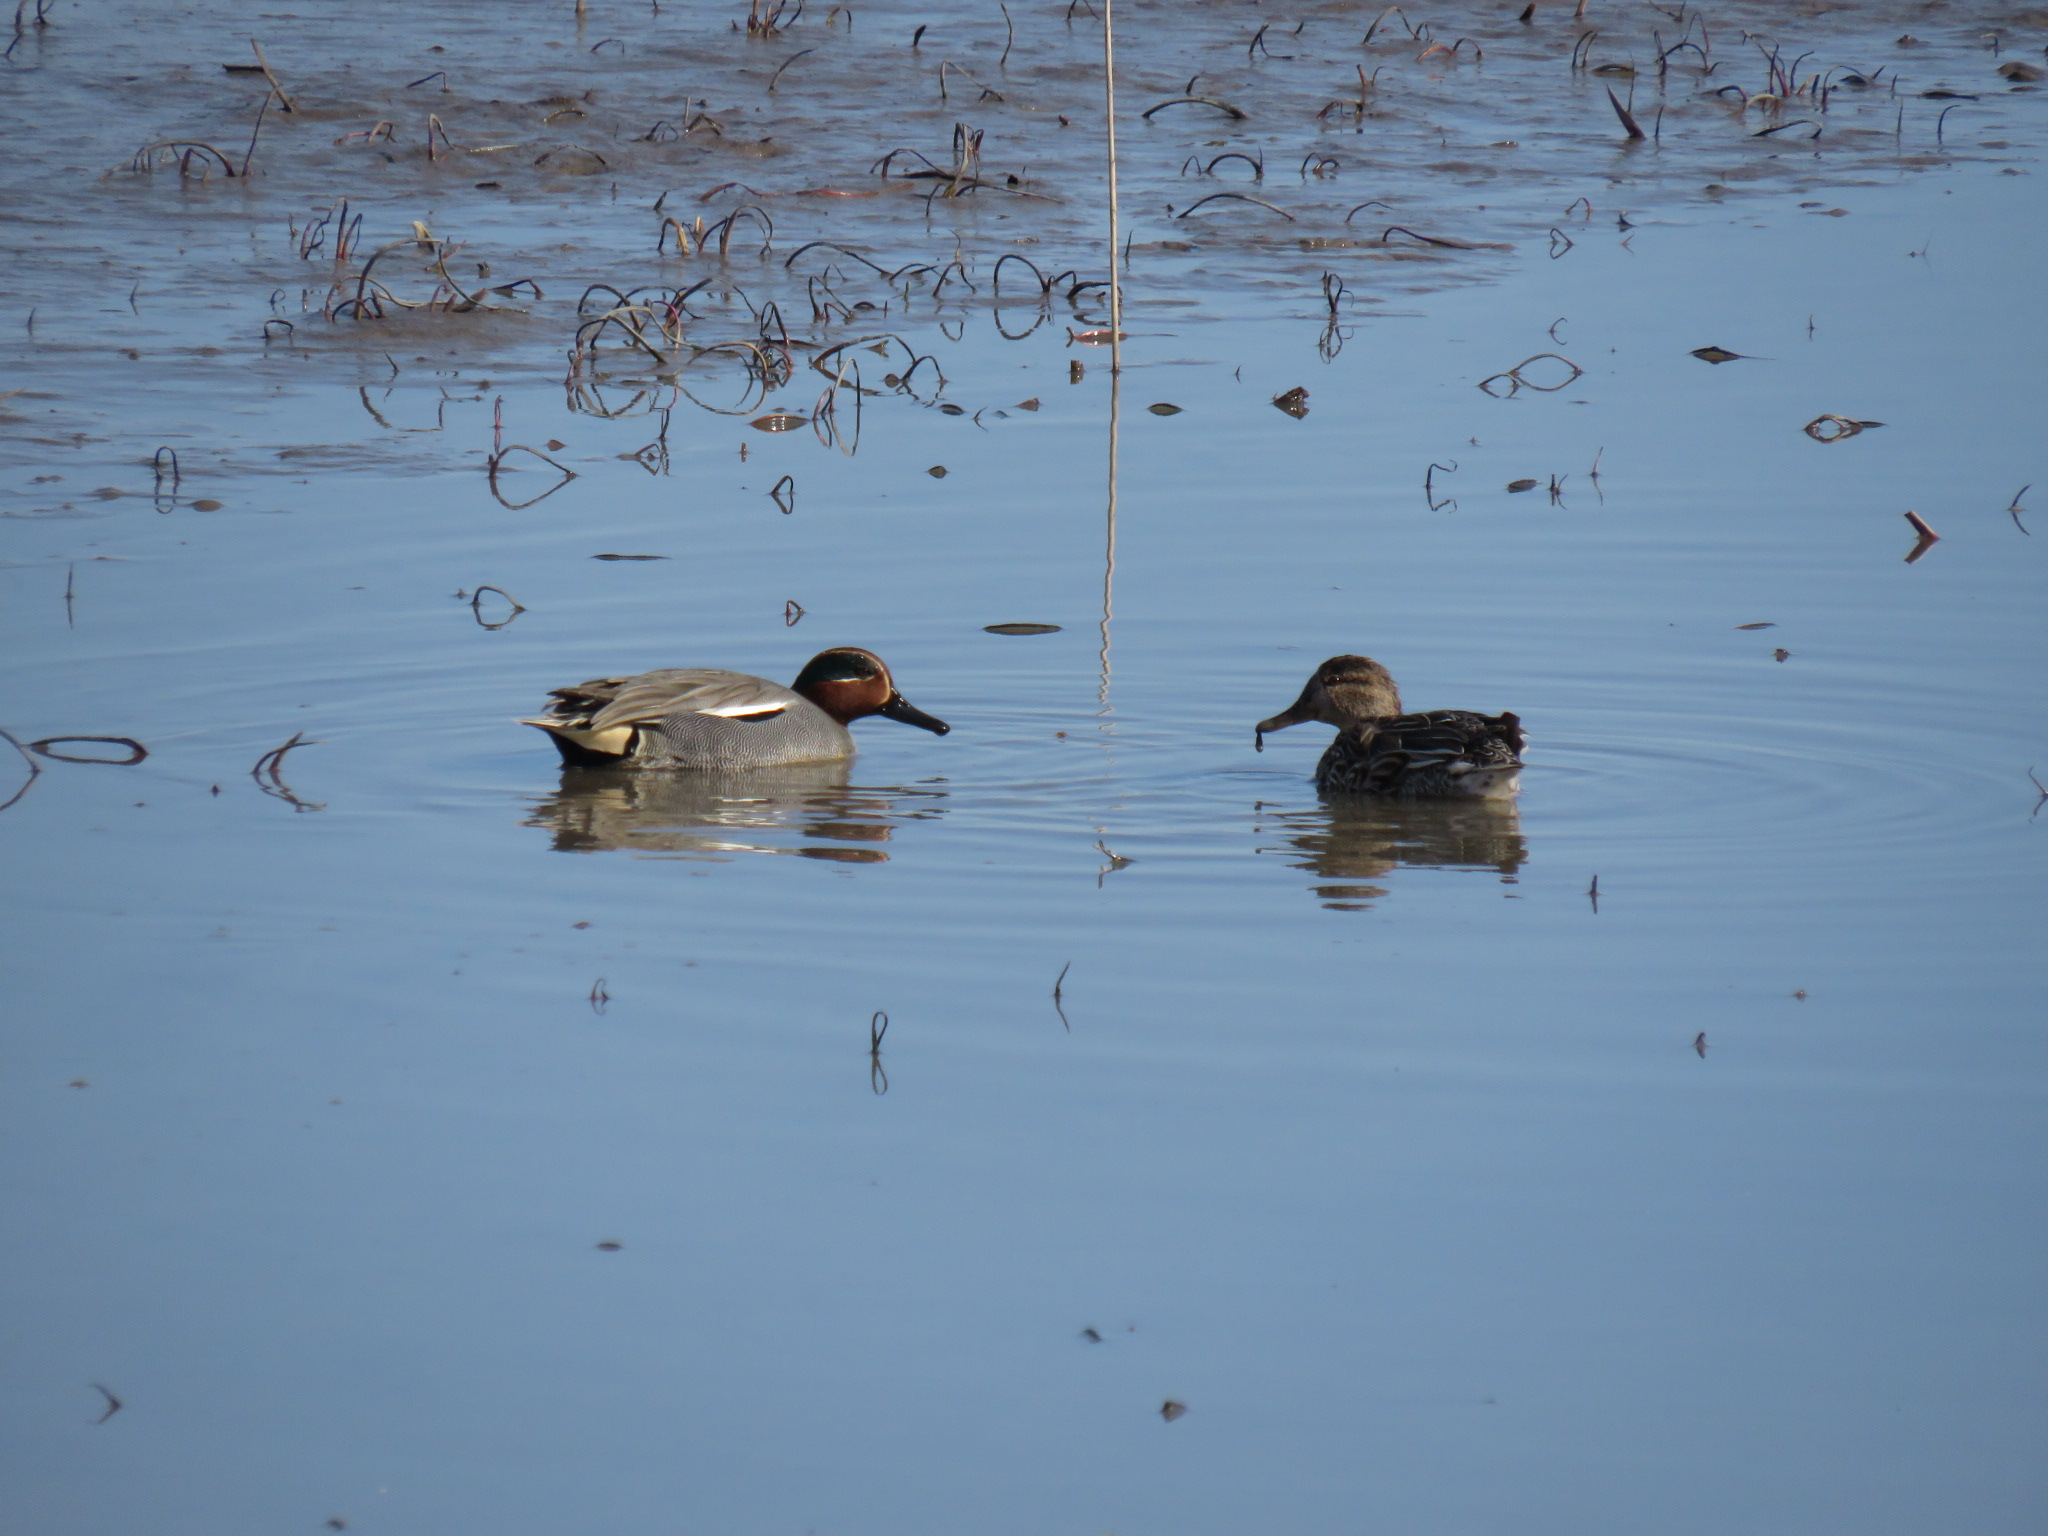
3, 2, 2045, 1531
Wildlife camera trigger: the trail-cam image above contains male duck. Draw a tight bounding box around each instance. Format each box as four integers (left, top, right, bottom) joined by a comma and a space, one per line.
1255, 654, 1524, 798
523, 647, 949, 769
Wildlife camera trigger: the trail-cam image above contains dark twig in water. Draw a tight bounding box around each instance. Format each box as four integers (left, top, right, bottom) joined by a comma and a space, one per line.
2007, 484, 2030, 536
937, 60, 1004, 103
768, 473, 796, 514
1477, 353, 1583, 396
251, 731, 324, 811
1176, 192, 1294, 221
1902, 510, 1940, 563
1605, 87, 1647, 139
486, 444, 578, 509
1191, 150, 1264, 181
766, 47, 814, 92
248, 39, 296, 112
28, 736, 149, 765
589, 978, 610, 1014
1363, 7, 1417, 45
869, 1010, 889, 1095
0, 726, 43, 813
1141, 96, 1246, 120
468, 585, 525, 629
784, 598, 805, 626
240, 85, 274, 176
2027, 767, 2048, 818
1377, 225, 1505, 249
992, 252, 1055, 296
1587, 874, 1600, 912
90, 1385, 122, 1425
1425, 459, 1458, 511
1416, 37, 1481, 63
783, 239, 889, 275
124, 141, 240, 179
1052, 961, 1072, 1031
1803, 414, 1880, 442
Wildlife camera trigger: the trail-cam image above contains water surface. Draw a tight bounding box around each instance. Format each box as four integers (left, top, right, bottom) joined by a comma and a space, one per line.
3, 3, 2045, 1532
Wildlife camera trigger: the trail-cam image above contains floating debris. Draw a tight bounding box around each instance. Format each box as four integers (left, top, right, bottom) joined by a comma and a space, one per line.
1506, 478, 1538, 492
591, 553, 668, 561
1803, 415, 1883, 442
1903, 510, 1941, 563
1160, 1400, 1189, 1422
749, 413, 808, 432
1272, 386, 1309, 418
1147, 402, 1183, 415
927, 465, 948, 478
1734, 622, 1776, 630
1478, 353, 1583, 397
984, 623, 1061, 635
28, 736, 148, 764
1690, 345, 1747, 364
251, 731, 323, 813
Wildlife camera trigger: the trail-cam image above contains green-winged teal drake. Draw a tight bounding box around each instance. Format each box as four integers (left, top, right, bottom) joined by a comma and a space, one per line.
1256, 654, 1523, 798
524, 647, 949, 769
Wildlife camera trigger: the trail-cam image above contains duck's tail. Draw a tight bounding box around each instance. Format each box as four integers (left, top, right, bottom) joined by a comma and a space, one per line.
519, 717, 634, 765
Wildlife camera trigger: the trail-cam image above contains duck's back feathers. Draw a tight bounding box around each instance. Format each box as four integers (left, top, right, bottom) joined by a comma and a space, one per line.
1317, 709, 1524, 798
556, 669, 801, 731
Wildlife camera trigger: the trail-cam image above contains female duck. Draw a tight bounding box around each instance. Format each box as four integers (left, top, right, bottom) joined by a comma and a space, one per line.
523, 647, 949, 769
1255, 654, 1523, 798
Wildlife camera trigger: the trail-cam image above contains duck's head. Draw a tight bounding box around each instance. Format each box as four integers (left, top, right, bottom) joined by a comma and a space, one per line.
1255, 655, 1403, 750
791, 648, 950, 735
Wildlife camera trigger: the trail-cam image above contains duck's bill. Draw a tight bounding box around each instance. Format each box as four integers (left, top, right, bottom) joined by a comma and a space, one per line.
878, 693, 950, 735
1253, 689, 1317, 750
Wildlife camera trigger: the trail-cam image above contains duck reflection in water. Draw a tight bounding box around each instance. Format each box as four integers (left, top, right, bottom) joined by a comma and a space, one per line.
1255, 795, 1526, 911
524, 761, 946, 862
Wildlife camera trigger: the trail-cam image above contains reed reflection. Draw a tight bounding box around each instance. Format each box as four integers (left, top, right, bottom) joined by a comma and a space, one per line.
525, 763, 946, 863
1255, 796, 1526, 911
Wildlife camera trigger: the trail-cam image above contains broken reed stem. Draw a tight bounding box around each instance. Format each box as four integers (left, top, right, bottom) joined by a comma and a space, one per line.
250, 39, 295, 113
1606, 86, 1646, 139
0, 725, 43, 814
767, 47, 813, 93
240, 86, 272, 176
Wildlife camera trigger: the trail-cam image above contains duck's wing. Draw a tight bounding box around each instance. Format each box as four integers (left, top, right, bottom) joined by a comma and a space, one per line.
526, 669, 800, 754
577, 669, 800, 730
1355, 710, 1524, 789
